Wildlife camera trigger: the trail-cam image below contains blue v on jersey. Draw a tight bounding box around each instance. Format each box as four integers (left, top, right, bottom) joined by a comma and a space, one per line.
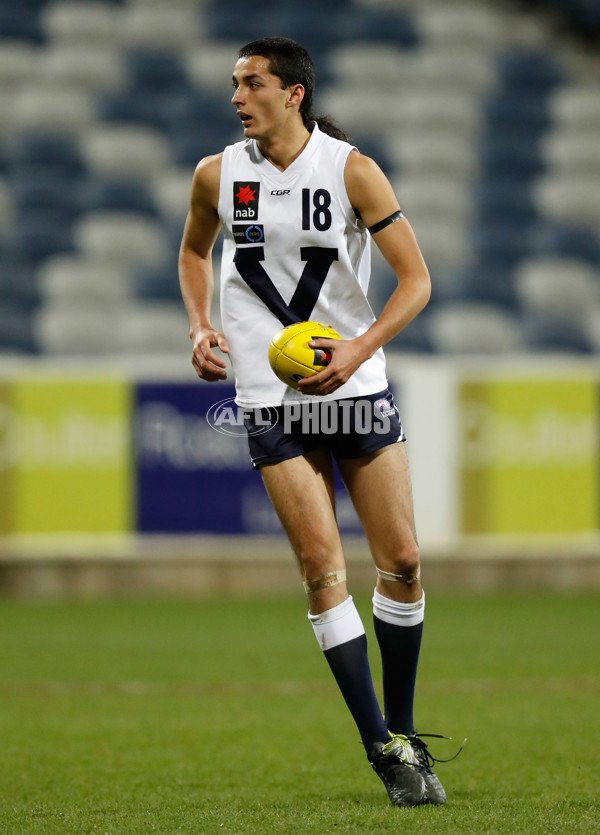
217, 123, 389, 408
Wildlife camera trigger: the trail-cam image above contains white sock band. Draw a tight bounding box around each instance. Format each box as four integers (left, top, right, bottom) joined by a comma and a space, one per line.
372, 589, 425, 627
308, 595, 365, 651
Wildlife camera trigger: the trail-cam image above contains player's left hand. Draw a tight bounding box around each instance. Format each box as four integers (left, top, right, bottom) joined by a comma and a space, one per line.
297, 337, 367, 396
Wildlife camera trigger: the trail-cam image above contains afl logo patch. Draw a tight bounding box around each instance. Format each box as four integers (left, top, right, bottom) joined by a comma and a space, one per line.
375, 397, 396, 418
234, 181, 260, 220
232, 224, 265, 245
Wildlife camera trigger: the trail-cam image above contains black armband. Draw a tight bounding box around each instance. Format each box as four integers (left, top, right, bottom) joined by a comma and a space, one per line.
368, 210, 404, 235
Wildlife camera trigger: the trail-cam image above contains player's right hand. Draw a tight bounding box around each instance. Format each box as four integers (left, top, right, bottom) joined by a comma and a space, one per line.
191, 328, 229, 381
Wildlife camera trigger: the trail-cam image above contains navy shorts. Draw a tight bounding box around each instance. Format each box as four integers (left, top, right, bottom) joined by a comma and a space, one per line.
244, 388, 405, 469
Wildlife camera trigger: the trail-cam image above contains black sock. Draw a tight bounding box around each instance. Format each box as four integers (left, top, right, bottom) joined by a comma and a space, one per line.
308, 596, 389, 753
323, 634, 390, 751
372, 590, 425, 736
373, 616, 423, 735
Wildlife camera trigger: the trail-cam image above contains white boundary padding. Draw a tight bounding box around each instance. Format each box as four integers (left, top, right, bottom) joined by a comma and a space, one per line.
386, 355, 459, 550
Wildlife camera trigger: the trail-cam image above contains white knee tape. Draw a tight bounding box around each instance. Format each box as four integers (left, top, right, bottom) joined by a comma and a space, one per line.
376, 566, 421, 585
303, 568, 347, 594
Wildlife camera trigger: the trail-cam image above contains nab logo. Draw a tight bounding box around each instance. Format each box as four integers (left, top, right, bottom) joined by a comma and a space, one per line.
271, 189, 290, 196
234, 181, 260, 220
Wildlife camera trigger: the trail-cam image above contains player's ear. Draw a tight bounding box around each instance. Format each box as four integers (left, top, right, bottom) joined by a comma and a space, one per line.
287, 83, 305, 109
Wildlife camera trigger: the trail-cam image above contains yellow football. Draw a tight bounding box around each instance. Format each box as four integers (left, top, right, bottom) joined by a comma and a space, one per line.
268, 321, 341, 390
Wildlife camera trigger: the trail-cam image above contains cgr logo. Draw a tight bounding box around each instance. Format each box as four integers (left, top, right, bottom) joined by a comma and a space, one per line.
271, 189, 290, 195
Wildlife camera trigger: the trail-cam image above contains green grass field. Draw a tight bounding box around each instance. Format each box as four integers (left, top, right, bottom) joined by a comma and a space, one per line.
0, 591, 598, 834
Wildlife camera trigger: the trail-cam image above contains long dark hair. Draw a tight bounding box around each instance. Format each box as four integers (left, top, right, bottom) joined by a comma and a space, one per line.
238, 37, 350, 142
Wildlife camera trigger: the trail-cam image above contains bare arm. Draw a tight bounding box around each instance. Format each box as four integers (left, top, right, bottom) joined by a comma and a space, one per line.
298, 151, 431, 395
179, 153, 229, 381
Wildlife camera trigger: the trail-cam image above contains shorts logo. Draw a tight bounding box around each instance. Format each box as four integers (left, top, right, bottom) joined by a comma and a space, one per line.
233, 224, 265, 245
234, 181, 260, 220
375, 398, 396, 418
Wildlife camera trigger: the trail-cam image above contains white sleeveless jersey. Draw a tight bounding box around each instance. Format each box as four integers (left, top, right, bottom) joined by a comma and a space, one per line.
217, 123, 388, 408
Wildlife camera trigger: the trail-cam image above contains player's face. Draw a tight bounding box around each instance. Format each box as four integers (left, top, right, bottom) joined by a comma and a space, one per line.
231, 55, 290, 140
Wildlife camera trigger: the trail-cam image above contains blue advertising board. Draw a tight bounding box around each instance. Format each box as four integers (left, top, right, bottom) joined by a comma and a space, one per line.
135, 383, 255, 533
134, 382, 363, 535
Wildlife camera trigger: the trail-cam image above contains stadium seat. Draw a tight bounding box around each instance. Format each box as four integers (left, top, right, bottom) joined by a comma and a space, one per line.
349, 134, 395, 178
40, 1, 121, 45
161, 90, 236, 159
513, 256, 600, 321
388, 310, 434, 353
4, 214, 75, 265
408, 47, 495, 95
327, 44, 406, 87
133, 263, 180, 302
448, 263, 520, 312
400, 89, 481, 136
0, 89, 19, 139
124, 49, 189, 93
479, 135, 545, 181
0, 301, 37, 353
8, 170, 85, 224
496, 49, 564, 93
117, 4, 202, 50
391, 133, 478, 179
426, 302, 526, 355
168, 125, 237, 167
583, 306, 600, 352
79, 124, 170, 179
112, 301, 191, 356
184, 41, 246, 96
7, 131, 86, 177
393, 176, 472, 227
549, 84, 600, 130
317, 87, 398, 136
33, 301, 125, 355
12, 85, 94, 134
0, 256, 39, 311
416, 4, 506, 49
0, 8, 44, 44
36, 44, 126, 92
343, 8, 419, 47
0, 177, 13, 226
522, 313, 593, 353
203, 3, 278, 42
407, 221, 471, 274
528, 220, 600, 265
150, 166, 195, 225
470, 224, 534, 272
533, 174, 600, 228
540, 130, 600, 174
73, 211, 166, 267
36, 254, 134, 304
0, 41, 37, 86
473, 181, 538, 226
80, 177, 159, 217
96, 87, 170, 132
162, 88, 233, 125
481, 94, 551, 138
560, 0, 600, 34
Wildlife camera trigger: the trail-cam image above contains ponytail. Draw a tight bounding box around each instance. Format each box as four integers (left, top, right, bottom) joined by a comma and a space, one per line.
313, 116, 351, 143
